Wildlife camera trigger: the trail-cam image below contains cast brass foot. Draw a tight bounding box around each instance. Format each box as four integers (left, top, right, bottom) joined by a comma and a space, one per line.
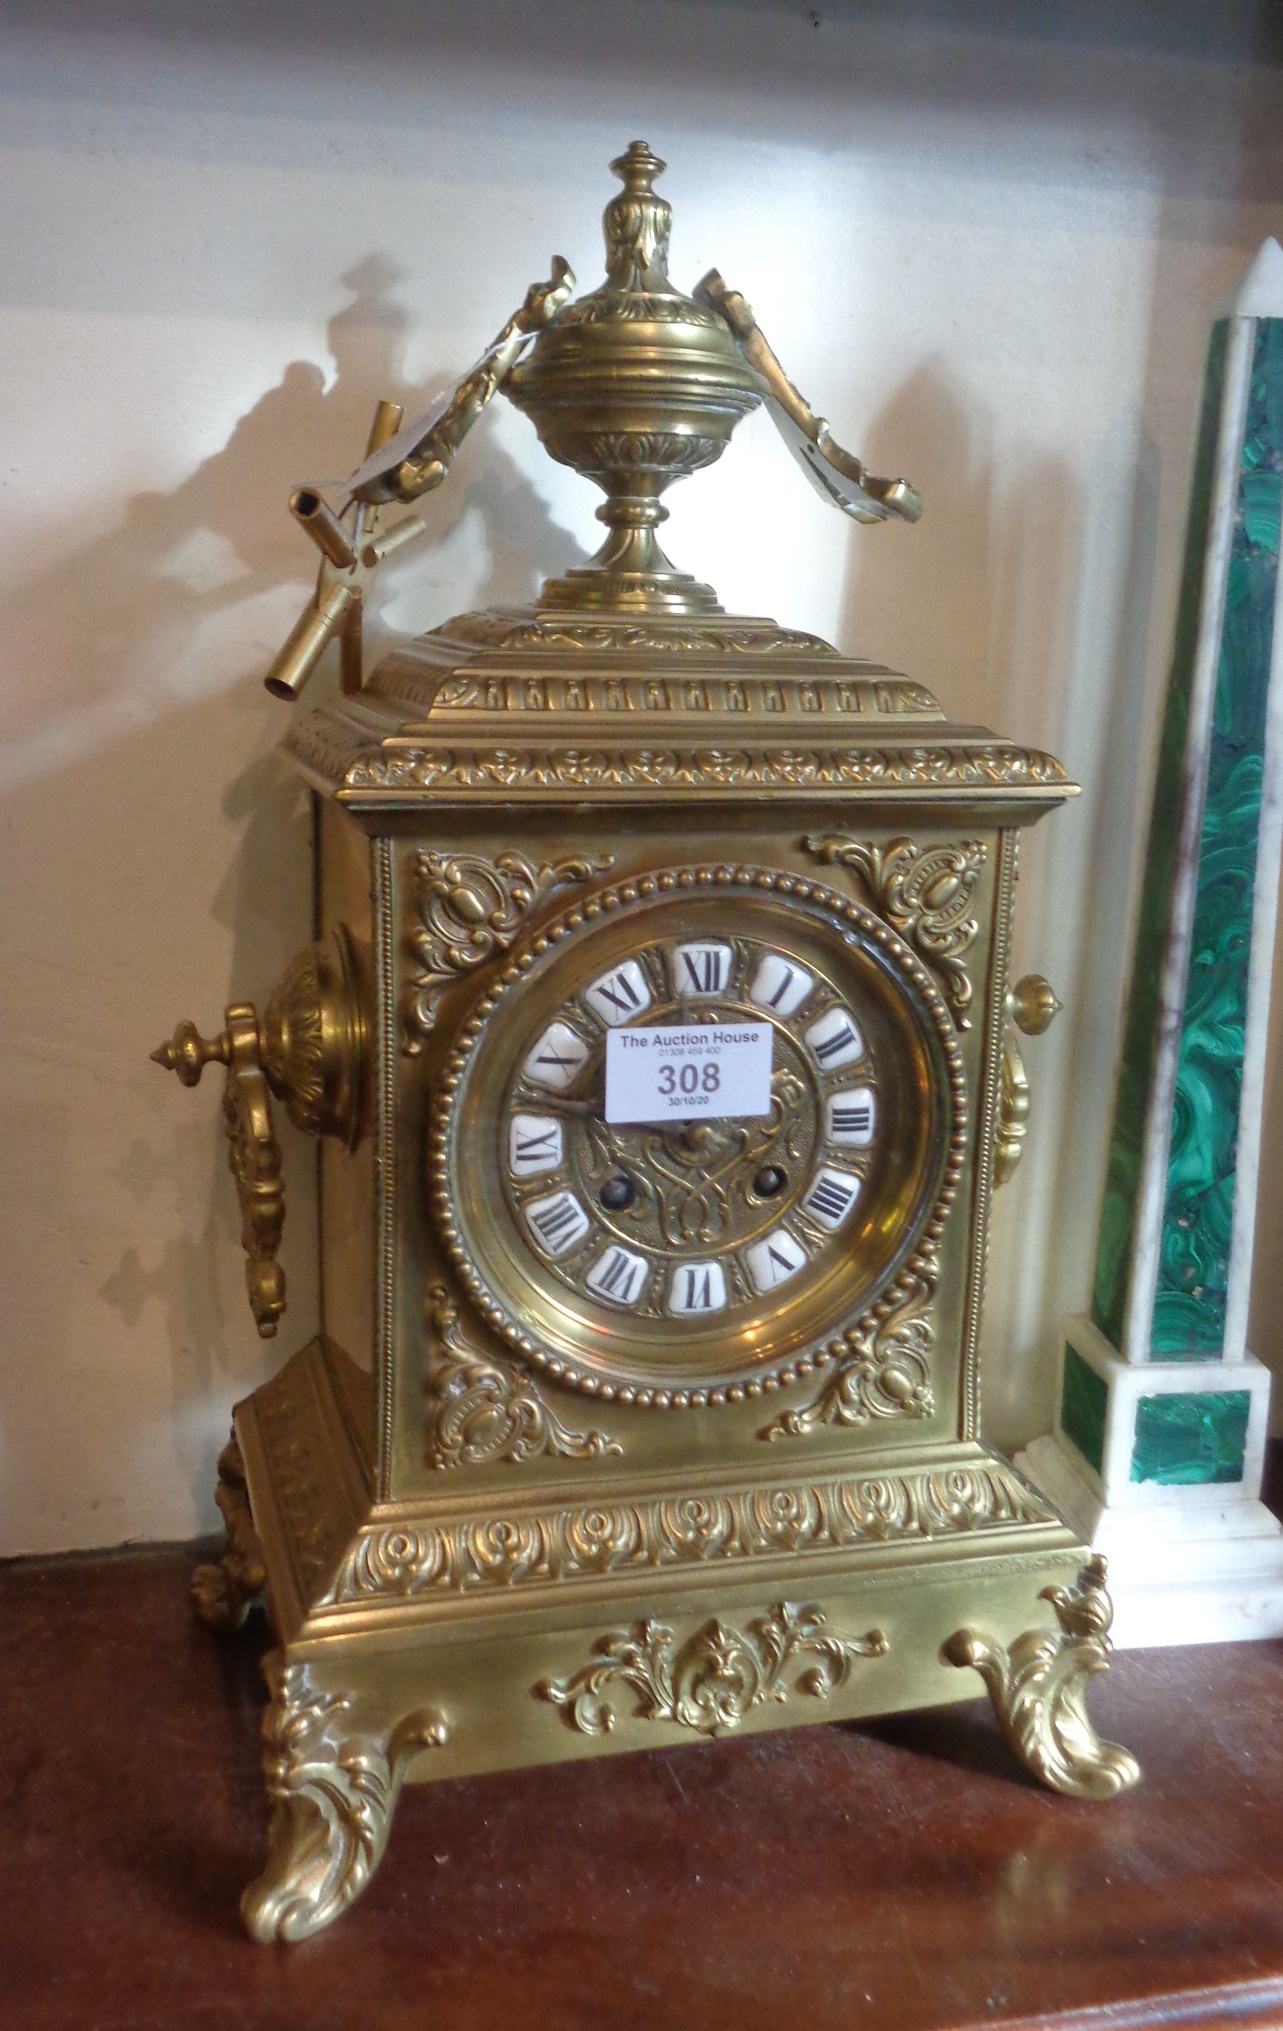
942, 1555, 1140, 1799
191, 1436, 266, 1631
242, 1654, 449, 1942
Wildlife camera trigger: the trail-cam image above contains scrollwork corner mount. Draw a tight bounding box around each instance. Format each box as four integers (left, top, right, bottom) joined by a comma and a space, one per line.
425, 1284, 621, 1470
802, 833, 984, 1028
403, 848, 613, 1053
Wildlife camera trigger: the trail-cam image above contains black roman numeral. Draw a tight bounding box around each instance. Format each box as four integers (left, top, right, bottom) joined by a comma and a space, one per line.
812, 1021, 857, 1063
681, 1267, 714, 1308
765, 965, 796, 1008
515, 1127, 558, 1160
593, 969, 642, 1016
592, 1250, 642, 1301
805, 1174, 859, 1223
529, 1194, 584, 1246
679, 948, 727, 993
830, 1103, 872, 1136
536, 1047, 580, 1072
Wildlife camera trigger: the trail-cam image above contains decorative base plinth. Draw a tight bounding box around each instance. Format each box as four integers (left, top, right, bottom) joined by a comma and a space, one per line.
203, 1339, 1142, 1941
1017, 1434, 1283, 1649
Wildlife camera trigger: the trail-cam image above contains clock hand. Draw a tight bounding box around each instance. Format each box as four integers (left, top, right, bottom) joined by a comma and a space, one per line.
693, 269, 923, 526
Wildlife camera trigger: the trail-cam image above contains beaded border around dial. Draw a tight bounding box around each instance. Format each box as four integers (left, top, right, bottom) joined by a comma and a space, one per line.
427, 864, 969, 1408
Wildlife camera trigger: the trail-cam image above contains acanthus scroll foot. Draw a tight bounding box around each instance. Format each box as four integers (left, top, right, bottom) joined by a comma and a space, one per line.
241, 1655, 449, 1943
191, 1435, 266, 1632
942, 1555, 1140, 1800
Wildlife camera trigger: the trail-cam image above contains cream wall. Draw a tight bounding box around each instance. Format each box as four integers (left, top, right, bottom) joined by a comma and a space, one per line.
4, 0, 1283, 1551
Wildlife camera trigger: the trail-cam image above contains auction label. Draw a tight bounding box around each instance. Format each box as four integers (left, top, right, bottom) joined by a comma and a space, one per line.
605, 1022, 773, 1125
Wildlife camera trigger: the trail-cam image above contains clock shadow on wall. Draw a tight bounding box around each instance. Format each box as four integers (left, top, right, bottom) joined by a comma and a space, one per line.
77, 254, 587, 1510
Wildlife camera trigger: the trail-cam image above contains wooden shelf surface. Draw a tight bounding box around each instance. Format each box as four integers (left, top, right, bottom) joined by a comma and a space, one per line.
4, 1545, 1283, 2030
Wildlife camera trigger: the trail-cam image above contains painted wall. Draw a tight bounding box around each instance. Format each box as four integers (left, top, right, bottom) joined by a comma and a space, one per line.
4, 0, 1283, 1551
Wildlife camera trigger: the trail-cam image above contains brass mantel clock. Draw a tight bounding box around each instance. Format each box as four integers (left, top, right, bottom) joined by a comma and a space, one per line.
155, 143, 1138, 1942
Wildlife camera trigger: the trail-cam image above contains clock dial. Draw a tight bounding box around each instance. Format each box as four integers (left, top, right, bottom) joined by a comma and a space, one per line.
430, 865, 965, 1406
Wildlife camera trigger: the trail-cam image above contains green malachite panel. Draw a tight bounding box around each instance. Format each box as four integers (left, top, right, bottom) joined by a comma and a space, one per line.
1059, 1343, 1108, 1475
1130, 1388, 1251, 1484
1091, 321, 1229, 1350
1092, 318, 1283, 1358
1151, 321, 1283, 1355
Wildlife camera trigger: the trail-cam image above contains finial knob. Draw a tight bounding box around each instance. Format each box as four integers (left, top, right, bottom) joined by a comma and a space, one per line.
603, 139, 672, 291
1009, 974, 1062, 1036
152, 1018, 230, 1087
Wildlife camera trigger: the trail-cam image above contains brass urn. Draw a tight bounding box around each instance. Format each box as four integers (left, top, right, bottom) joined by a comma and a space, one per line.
505, 139, 760, 613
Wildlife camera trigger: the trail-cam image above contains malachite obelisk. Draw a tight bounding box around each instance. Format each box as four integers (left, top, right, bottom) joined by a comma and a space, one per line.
1018, 241, 1283, 1646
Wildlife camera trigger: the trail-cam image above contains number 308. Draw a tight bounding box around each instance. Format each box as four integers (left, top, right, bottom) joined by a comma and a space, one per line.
657, 1060, 721, 1097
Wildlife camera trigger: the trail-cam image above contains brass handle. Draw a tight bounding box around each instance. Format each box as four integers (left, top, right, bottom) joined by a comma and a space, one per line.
153, 925, 369, 1337
994, 974, 1060, 1188
346, 259, 575, 507
695, 269, 923, 526
153, 1005, 286, 1338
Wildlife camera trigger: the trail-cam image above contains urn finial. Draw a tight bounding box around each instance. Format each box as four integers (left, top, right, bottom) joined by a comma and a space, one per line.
602, 141, 672, 293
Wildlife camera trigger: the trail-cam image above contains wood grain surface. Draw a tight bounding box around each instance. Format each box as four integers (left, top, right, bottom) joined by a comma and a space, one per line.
3, 1544, 1283, 2031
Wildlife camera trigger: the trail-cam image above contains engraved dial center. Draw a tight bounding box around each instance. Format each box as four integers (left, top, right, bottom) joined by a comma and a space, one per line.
503, 930, 876, 1323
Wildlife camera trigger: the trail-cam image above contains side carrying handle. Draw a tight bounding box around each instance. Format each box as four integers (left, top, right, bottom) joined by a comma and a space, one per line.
694, 268, 923, 525
346, 257, 575, 505
152, 925, 368, 1337
994, 974, 1061, 1188
153, 1007, 286, 1338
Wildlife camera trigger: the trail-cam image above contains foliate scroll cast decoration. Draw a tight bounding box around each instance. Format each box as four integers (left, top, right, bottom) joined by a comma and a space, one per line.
429, 611, 837, 657
943, 1556, 1141, 1800
241, 1656, 450, 1944
537, 1602, 887, 1738
191, 1434, 266, 1631
151, 1004, 287, 1336
403, 848, 613, 1053
317, 1459, 1057, 1604
222, 1007, 288, 1336
345, 745, 1068, 797
425, 1285, 621, 1470
761, 1256, 937, 1442
577, 431, 727, 481
802, 835, 985, 1028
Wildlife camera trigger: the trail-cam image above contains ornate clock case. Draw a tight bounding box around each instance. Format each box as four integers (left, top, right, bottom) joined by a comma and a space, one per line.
155, 144, 1137, 1943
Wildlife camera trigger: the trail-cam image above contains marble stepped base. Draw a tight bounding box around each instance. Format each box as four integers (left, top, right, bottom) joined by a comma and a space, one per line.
1017, 1434, 1283, 1649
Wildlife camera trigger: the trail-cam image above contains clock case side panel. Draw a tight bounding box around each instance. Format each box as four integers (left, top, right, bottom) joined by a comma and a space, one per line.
316, 796, 376, 1397
961, 825, 1021, 1444
378, 804, 1010, 1502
